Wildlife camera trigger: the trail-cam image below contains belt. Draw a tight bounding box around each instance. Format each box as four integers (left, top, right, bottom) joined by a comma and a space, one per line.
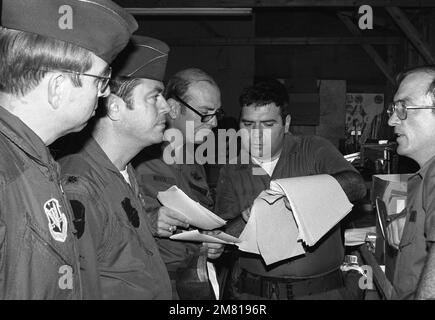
237, 268, 344, 299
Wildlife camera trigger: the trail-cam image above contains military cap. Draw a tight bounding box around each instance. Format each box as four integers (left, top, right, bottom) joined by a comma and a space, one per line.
113, 35, 170, 81
1, 0, 138, 63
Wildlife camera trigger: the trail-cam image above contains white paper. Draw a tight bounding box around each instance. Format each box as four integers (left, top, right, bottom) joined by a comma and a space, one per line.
238, 192, 305, 265
238, 208, 260, 254
344, 226, 376, 246
270, 175, 353, 246
170, 230, 240, 244
207, 262, 219, 300
239, 174, 353, 265
158, 185, 226, 230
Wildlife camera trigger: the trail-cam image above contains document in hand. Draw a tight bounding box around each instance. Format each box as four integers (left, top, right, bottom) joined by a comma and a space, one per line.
238, 174, 353, 265
273, 174, 353, 246
157, 185, 226, 230
170, 230, 240, 245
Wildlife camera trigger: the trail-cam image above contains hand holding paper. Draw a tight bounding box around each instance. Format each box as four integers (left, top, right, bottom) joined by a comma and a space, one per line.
170, 229, 240, 245
156, 206, 190, 237
238, 174, 353, 265
157, 185, 226, 230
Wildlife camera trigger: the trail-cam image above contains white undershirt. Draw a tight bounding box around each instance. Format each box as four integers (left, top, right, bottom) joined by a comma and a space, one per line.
120, 168, 131, 186
252, 156, 280, 176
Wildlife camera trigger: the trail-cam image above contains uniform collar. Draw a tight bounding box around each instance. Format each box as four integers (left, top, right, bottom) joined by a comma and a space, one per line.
283, 133, 301, 155
410, 154, 435, 181
83, 136, 122, 174
0, 105, 53, 166
82, 136, 140, 194
233, 133, 300, 171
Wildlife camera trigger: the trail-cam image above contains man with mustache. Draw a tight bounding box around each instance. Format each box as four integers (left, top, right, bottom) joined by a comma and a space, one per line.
134, 68, 225, 299
0, 0, 136, 299
386, 66, 435, 299
59, 36, 172, 299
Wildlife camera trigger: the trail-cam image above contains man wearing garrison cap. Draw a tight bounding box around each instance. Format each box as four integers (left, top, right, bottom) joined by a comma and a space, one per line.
0, 0, 136, 299
59, 36, 174, 299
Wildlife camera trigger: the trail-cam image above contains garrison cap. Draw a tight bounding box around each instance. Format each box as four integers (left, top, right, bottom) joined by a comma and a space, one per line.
1, 0, 138, 63
113, 35, 170, 81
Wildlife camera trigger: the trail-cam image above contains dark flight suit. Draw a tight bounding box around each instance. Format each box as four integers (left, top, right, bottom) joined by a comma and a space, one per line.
134, 150, 215, 299
0, 106, 82, 299
216, 134, 360, 299
393, 155, 435, 299
59, 138, 171, 299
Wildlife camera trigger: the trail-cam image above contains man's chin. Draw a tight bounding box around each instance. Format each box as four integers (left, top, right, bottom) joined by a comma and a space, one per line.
69, 122, 87, 134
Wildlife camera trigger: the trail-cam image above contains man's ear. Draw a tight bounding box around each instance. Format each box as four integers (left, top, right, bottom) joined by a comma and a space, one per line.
167, 98, 181, 120
106, 94, 125, 121
284, 114, 291, 133
47, 73, 66, 110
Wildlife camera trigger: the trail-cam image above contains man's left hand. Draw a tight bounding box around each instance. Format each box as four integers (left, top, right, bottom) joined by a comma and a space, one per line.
201, 230, 225, 259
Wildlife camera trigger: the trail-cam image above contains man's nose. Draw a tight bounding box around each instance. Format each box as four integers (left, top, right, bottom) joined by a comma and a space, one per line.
159, 96, 170, 114
251, 126, 263, 139
388, 111, 400, 127
209, 114, 218, 128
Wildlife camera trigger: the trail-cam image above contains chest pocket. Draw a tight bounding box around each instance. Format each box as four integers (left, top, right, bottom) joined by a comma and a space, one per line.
399, 208, 417, 250
12, 211, 76, 298
188, 182, 213, 209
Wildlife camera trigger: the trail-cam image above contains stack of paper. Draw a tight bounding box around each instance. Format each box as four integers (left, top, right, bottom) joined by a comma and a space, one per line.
238, 192, 306, 264
158, 185, 226, 230
170, 229, 240, 245
239, 174, 353, 265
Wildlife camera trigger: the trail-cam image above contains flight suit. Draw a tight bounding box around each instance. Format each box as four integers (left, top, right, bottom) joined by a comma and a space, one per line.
135, 149, 215, 299
0, 106, 82, 299
216, 134, 360, 299
60, 138, 171, 299
393, 155, 435, 299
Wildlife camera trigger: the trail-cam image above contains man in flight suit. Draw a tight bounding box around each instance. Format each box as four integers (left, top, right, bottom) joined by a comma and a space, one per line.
59, 36, 173, 299
215, 80, 367, 300
0, 0, 136, 299
134, 68, 225, 299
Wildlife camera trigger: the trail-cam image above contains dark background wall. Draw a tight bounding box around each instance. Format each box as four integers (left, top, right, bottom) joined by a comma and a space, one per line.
113, 4, 435, 143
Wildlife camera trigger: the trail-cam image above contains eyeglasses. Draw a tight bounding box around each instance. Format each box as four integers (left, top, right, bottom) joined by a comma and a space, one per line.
387, 100, 435, 120
38, 67, 112, 95
172, 94, 224, 123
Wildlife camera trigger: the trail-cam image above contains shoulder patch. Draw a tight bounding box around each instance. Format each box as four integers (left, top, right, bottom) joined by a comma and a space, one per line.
44, 198, 68, 242
69, 200, 85, 239
66, 176, 78, 184
121, 197, 140, 228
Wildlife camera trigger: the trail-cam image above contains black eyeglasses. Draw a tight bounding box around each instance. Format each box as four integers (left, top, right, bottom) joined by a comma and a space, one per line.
37, 67, 112, 95
387, 100, 435, 120
172, 94, 224, 123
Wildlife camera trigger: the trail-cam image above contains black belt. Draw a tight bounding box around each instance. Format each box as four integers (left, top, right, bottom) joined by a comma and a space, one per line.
237, 268, 344, 299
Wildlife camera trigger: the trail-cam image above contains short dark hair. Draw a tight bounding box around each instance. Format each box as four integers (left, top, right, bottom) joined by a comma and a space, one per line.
396, 65, 435, 107
239, 79, 290, 122
164, 68, 218, 114
109, 77, 142, 110
0, 27, 93, 96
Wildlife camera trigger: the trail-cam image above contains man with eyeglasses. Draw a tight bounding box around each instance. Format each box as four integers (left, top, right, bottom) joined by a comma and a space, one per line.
386, 66, 435, 299
59, 36, 173, 299
134, 68, 225, 299
0, 0, 136, 299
